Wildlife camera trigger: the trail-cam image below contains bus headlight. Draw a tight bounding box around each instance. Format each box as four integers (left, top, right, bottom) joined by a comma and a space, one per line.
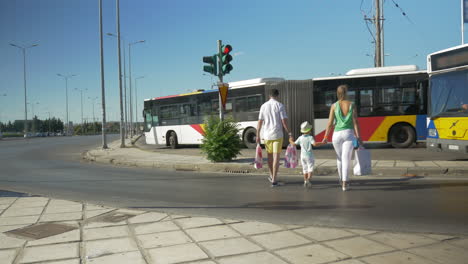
428, 128, 437, 137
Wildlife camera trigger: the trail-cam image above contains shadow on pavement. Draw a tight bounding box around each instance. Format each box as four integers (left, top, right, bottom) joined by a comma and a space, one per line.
0, 189, 37, 197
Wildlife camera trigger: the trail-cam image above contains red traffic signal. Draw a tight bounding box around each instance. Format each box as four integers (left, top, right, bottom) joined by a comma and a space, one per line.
223, 45, 232, 54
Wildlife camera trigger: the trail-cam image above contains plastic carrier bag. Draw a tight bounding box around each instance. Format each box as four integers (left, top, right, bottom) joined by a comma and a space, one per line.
254, 144, 263, 169
353, 147, 372, 176
284, 144, 298, 168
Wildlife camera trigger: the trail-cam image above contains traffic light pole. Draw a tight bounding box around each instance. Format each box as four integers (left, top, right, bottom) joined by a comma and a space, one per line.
217, 40, 224, 121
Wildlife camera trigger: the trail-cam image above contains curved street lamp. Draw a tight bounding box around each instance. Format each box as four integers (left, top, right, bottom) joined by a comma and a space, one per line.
9, 43, 39, 137
57, 73, 76, 136
128, 40, 145, 137
134, 76, 144, 131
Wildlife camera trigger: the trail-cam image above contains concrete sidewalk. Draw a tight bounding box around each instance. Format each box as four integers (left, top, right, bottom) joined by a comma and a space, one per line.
1, 194, 467, 264
83, 137, 468, 178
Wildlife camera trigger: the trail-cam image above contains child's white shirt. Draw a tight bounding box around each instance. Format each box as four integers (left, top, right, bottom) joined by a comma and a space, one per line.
294, 134, 315, 159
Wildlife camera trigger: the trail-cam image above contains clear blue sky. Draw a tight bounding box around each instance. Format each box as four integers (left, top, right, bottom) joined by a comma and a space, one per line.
0, 0, 462, 123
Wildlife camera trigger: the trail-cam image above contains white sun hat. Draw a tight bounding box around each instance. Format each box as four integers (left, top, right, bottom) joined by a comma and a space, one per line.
300, 121, 312, 133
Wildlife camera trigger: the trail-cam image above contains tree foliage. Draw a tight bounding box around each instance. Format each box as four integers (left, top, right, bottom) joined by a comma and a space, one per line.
201, 117, 242, 162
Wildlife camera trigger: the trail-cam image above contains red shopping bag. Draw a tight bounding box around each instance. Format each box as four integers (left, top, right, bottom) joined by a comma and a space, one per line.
254, 144, 263, 169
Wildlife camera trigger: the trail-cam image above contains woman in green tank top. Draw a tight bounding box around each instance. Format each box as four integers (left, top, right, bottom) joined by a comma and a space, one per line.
322, 84, 361, 191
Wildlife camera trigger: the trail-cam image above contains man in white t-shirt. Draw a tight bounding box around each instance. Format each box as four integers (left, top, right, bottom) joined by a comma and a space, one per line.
256, 89, 293, 186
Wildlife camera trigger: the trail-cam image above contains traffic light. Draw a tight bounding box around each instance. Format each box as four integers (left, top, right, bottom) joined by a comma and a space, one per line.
203, 55, 217, 76
221, 44, 233, 75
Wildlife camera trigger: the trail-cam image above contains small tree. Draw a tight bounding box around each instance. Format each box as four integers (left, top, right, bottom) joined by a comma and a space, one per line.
201, 117, 242, 162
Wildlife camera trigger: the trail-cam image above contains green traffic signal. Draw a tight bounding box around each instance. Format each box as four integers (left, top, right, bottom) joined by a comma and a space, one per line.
202, 55, 217, 75
221, 44, 233, 75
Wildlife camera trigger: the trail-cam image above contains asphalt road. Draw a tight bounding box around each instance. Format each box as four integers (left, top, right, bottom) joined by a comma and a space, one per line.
0, 135, 467, 235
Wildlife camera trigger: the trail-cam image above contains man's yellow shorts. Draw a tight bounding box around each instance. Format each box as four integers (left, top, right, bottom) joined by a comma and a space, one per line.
264, 138, 283, 154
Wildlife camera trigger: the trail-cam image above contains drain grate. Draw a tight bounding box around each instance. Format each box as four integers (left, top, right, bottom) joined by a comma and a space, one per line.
6, 223, 77, 240
89, 211, 136, 223
224, 169, 251, 174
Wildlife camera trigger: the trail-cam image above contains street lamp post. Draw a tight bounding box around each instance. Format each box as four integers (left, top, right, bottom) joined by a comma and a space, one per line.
57, 73, 76, 136
135, 76, 144, 133
128, 40, 145, 137
0, 93, 6, 138
88, 96, 98, 134
99, 0, 108, 149
9, 43, 38, 137
74, 88, 87, 131
28, 102, 40, 134
107, 33, 130, 139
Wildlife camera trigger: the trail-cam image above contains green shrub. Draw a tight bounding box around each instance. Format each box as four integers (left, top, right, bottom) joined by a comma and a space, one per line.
201, 117, 242, 162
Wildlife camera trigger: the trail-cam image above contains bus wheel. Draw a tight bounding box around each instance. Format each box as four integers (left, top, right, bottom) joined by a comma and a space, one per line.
389, 124, 415, 148
243, 128, 257, 149
169, 132, 178, 149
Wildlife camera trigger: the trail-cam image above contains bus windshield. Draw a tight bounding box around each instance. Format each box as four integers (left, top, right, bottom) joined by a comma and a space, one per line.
430, 70, 468, 118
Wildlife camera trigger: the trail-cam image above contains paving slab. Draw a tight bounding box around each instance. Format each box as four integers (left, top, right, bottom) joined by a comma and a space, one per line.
137, 230, 192, 249
12, 198, 48, 208
324, 236, 394, 258
0, 225, 29, 233
83, 225, 130, 241
86, 204, 114, 211
0, 233, 25, 249
448, 238, 468, 249
20, 242, 79, 263
44, 204, 83, 214
294, 226, 355, 242
84, 237, 139, 259
250, 230, 311, 250
229, 221, 283, 235
133, 220, 180, 235
361, 251, 438, 264
84, 220, 127, 229
407, 242, 468, 264
0, 215, 39, 226
422, 233, 458, 241
367, 232, 437, 249
147, 243, 208, 264
276, 244, 350, 264
185, 225, 240, 242
0, 198, 16, 205
1, 206, 43, 217
39, 259, 80, 264
86, 209, 114, 219
199, 237, 262, 257
345, 228, 377, 236
27, 229, 80, 246
218, 251, 287, 264
175, 217, 223, 229
128, 212, 168, 224
86, 251, 146, 264
0, 249, 17, 264
40, 212, 83, 222
332, 260, 366, 264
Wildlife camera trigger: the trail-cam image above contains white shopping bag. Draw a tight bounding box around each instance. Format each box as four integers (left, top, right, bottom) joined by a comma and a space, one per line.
353, 147, 372, 176
284, 144, 298, 168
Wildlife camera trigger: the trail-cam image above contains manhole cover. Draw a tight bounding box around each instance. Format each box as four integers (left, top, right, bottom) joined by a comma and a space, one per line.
89, 211, 136, 223
6, 223, 77, 240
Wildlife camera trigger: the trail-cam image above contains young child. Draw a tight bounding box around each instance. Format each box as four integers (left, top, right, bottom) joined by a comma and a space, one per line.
289, 121, 326, 187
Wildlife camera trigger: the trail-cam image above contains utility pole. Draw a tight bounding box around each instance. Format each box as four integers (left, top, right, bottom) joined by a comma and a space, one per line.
375, 0, 382, 67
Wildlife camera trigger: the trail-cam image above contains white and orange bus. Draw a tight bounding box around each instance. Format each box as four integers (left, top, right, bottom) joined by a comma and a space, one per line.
143, 65, 428, 149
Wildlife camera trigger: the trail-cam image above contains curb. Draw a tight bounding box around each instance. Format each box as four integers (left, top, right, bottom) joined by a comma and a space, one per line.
82, 149, 468, 178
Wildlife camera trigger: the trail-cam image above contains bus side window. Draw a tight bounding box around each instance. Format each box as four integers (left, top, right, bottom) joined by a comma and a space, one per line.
359, 89, 373, 116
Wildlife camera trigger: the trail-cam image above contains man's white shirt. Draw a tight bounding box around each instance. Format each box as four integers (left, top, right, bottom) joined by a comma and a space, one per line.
258, 98, 288, 140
